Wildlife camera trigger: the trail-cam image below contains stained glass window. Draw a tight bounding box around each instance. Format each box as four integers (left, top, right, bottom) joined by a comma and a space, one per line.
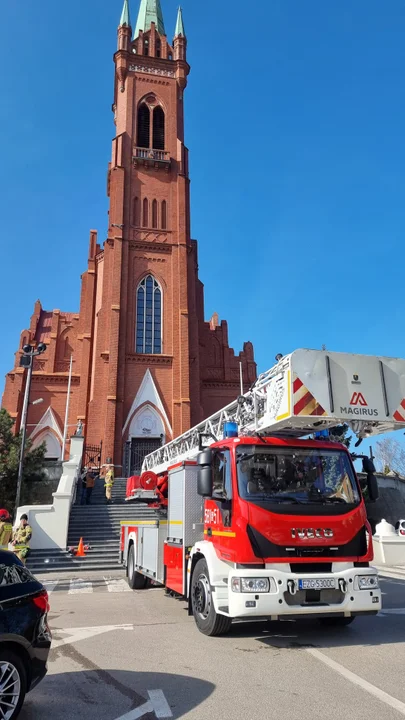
136, 275, 162, 354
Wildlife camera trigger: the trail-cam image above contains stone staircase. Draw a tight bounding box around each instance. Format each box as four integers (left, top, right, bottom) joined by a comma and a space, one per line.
26, 477, 157, 574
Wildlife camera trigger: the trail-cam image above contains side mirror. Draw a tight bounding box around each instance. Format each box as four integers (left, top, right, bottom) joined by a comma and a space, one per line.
367, 473, 379, 502
362, 458, 376, 474
197, 449, 213, 497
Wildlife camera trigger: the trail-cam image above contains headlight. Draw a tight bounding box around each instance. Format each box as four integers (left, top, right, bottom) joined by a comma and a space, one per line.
231, 578, 270, 592
356, 575, 379, 590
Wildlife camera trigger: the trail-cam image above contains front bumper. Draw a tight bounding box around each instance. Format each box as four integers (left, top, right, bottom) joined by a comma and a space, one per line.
225, 566, 381, 619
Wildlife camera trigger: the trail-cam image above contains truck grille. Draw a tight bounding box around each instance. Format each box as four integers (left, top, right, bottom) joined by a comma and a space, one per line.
247, 525, 367, 560
284, 589, 345, 606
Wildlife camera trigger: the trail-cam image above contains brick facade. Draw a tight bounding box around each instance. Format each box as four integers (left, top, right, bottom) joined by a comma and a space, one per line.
2, 7, 256, 474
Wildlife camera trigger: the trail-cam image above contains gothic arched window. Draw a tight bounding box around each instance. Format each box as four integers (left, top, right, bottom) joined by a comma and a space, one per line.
137, 104, 150, 148
152, 199, 158, 229
161, 200, 167, 229
153, 106, 165, 150
143, 198, 149, 227
136, 275, 162, 354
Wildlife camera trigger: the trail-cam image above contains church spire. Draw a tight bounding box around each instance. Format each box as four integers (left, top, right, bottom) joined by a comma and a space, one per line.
174, 7, 185, 38
134, 0, 166, 38
119, 0, 131, 28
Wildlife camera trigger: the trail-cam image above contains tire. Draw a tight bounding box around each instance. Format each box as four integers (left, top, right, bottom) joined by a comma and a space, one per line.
0, 648, 27, 720
191, 559, 232, 637
127, 544, 147, 590
319, 616, 355, 627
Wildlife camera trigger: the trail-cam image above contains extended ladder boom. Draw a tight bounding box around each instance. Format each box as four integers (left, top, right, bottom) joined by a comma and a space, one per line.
142, 349, 405, 475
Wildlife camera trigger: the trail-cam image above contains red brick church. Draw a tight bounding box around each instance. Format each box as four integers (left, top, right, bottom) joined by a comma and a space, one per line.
2, 0, 256, 476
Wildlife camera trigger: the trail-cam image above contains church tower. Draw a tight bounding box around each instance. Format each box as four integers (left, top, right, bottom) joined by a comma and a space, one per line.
2, 1, 256, 474
85, 0, 198, 472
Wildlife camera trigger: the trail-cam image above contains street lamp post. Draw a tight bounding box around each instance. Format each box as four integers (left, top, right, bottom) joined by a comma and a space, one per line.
15, 343, 47, 517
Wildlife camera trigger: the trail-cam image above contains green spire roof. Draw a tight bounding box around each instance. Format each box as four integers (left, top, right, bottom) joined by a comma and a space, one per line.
174, 6, 185, 37
119, 0, 131, 27
134, 0, 166, 38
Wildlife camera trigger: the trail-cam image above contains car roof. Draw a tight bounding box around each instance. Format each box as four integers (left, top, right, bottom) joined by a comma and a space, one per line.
0, 550, 24, 567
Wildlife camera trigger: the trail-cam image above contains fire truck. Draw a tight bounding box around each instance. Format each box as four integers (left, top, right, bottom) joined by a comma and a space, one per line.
120, 349, 405, 636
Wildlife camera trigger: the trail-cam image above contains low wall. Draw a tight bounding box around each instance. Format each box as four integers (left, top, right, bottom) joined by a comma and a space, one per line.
15, 436, 84, 550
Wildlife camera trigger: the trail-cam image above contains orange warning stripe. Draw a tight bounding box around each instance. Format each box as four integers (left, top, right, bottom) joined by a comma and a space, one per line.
394, 399, 405, 422
293, 376, 327, 417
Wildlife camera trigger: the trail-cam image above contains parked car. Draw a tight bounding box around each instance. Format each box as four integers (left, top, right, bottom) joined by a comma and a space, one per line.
0, 550, 51, 719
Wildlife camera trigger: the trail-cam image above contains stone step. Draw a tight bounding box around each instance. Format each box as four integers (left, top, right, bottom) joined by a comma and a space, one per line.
69, 516, 126, 520
73, 502, 128, 506
28, 560, 122, 573
67, 536, 119, 541
69, 512, 149, 517
68, 526, 122, 532
30, 544, 119, 556
67, 524, 123, 530
68, 520, 150, 528
29, 553, 119, 564
27, 548, 120, 562
67, 536, 119, 542
70, 504, 152, 512
69, 514, 155, 521
68, 518, 130, 523
53, 501, 160, 572
70, 507, 151, 513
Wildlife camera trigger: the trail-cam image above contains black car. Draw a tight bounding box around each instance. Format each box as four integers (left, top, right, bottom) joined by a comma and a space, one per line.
0, 550, 51, 719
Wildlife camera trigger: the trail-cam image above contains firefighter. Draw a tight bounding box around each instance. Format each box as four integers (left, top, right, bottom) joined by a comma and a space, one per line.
0, 509, 13, 551
85, 470, 96, 505
11, 514, 32, 564
104, 464, 115, 503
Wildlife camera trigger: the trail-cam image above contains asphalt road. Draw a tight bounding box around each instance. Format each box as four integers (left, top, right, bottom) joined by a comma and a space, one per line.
19, 569, 405, 720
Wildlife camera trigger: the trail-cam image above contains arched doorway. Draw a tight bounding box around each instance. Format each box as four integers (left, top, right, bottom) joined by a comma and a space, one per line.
124, 404, 165, 476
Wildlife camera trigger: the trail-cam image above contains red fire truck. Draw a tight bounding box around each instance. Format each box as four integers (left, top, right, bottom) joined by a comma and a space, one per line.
120, 349, 405, 635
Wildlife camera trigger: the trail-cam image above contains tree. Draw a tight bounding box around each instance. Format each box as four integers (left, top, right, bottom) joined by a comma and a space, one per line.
0, 408, 46, 514
374, 437, 405, 476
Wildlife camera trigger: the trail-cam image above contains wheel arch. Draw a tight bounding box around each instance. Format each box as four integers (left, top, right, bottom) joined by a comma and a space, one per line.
187, 551, 204, 615
187, 541, 230, 614
0, 640, 32, 690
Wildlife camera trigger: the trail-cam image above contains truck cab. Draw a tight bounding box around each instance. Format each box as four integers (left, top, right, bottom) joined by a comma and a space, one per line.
188, 435, 381, 635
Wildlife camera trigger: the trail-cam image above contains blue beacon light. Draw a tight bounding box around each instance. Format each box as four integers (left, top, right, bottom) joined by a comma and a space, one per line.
223, 422, 238, 439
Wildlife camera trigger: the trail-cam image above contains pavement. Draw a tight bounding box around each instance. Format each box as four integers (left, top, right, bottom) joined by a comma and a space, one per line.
18, 566, 405, 720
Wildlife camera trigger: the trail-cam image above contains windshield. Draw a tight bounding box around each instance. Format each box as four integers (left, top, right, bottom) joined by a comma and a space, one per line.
237, 446, 360, 505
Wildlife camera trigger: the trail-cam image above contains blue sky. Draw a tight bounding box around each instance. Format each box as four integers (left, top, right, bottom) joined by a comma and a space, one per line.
1, 0, 405, 459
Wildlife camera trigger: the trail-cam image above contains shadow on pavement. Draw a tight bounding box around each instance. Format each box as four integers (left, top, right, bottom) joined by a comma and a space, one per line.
20, 670, 215, 720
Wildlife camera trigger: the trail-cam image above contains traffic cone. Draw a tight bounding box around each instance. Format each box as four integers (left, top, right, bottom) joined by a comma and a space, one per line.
76, 538, 86, 557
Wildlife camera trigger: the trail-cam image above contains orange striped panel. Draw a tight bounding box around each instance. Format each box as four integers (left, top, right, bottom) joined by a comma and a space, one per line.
293, 375, 327, 417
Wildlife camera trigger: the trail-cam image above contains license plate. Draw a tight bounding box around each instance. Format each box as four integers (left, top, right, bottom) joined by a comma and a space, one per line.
298, 578, 336, 590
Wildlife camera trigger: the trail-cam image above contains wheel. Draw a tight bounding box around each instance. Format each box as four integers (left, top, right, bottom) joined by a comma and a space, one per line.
191, 559, 232, 637
127, 544, 147, 590
0, 649, 27, 720
319, 616, 355, 627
